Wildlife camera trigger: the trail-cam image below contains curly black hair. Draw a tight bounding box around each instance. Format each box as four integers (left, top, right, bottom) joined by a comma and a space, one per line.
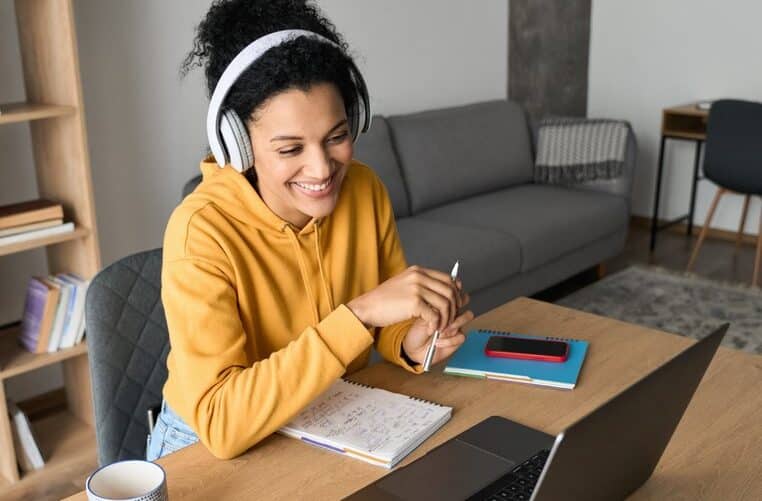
182, 0, 361, 129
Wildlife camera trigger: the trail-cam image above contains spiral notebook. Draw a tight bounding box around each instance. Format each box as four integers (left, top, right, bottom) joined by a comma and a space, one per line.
278, 378, 452, 468
444, 330, 589, 389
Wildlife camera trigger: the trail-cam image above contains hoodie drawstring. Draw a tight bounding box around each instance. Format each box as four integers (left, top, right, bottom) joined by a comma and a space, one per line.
284, 221, 335, 325
314, 222, 336, 312
285, 226, 321, 325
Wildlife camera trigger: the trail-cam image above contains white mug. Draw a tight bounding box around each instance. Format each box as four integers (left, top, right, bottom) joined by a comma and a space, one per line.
86, 460, 168, 501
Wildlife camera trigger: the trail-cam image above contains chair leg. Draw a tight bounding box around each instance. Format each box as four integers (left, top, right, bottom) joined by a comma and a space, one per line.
736, 195, 751, 249
754, 204, 762, 287
687, 188, 725, 271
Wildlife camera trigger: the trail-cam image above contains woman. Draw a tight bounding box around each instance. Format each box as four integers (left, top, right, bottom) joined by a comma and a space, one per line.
147, 0, 472, 461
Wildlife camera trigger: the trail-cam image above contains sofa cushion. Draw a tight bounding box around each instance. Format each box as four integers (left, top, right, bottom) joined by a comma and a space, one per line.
353, 116, 410, 218
388, 100, 534, 214
417, 185, 628, 272
396, 217, 522, 292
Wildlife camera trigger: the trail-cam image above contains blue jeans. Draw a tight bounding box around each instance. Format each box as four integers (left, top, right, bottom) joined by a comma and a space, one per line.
146, 401, 199, 461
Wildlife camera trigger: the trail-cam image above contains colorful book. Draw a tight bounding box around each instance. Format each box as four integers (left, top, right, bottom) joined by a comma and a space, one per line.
46, 277, 73, 352
279, 379, 452, 468
444, 330, 589, 390
33, 279, 61, 354
0, 199, 63, 230
56, 273, 88, 349
18, 278, 50, 353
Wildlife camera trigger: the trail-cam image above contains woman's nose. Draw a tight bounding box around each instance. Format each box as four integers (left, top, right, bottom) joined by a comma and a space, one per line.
302, 146, 333, 179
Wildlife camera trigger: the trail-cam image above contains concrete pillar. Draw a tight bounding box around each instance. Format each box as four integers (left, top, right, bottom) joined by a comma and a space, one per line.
509, 0, 591, 121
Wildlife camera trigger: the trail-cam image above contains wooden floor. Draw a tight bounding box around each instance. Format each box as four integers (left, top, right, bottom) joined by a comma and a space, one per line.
0, 223, 757, 501
536, 223, 760, 302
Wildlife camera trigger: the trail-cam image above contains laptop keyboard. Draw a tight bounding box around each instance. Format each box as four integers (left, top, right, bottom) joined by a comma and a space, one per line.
469, 449, 550, 501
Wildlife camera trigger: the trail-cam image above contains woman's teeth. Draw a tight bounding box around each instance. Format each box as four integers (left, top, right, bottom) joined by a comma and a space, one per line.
294, 176, 331, 191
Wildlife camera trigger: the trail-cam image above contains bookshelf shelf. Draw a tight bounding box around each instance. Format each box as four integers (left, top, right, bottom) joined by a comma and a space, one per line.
0, 102, 76, 125
0, 225, 90, 258
0, 325, 88, 381
0, 409, 96, 493
0, 0, 101, 487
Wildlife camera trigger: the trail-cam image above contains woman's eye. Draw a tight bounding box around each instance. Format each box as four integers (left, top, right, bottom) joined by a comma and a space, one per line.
279, 146, 302, 156
328, 132, 349, 144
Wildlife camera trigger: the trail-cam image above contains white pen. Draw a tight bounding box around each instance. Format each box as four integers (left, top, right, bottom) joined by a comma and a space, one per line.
423, 261, 460, 372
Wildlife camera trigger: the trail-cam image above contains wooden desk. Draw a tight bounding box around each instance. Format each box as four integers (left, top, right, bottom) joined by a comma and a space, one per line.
650, 102, 710, 252
66, 298, 762, 500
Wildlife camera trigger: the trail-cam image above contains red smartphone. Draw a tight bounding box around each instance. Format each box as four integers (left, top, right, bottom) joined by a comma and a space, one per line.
484, 335, 569, 362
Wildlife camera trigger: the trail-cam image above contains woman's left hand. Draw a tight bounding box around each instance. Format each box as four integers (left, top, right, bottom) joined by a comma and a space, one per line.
402, 295, 474, 367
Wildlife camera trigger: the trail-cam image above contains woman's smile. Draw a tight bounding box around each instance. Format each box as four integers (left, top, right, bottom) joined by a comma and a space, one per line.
290, 170, 338, 198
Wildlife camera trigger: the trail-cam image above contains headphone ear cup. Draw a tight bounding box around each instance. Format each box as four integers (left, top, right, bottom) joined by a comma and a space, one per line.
346, 63, 371, 142
219, 110, 253, 172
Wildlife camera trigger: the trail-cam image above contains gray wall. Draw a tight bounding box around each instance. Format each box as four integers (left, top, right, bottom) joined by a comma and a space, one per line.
1, 0, 507, 400
588, 0, 762, 231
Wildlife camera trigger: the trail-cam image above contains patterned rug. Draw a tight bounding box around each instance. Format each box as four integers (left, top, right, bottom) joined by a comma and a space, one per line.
558, 265, 762, 355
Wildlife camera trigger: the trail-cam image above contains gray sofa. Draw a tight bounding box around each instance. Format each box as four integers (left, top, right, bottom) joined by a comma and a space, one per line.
184, 99, 636, 315
352, 100, 635, 314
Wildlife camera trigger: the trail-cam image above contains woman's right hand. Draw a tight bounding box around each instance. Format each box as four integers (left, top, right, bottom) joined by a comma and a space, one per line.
346, 265, 464, 332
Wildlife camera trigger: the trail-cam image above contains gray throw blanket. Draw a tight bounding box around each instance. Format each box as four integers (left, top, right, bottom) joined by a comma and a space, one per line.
534, 118, 630, 184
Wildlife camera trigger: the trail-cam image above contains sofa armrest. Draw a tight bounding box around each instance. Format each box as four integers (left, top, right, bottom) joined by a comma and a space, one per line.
532, 119, 637, 204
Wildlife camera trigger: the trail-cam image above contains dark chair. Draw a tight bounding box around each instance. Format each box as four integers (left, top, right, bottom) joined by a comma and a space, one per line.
85, 248, 170, 465
687, 99, 762, 285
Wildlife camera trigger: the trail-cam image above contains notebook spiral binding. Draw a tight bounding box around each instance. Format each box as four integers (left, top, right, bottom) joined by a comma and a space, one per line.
342, 378, 444, 407
475, 329, 575, 343
342, 378, 373, 389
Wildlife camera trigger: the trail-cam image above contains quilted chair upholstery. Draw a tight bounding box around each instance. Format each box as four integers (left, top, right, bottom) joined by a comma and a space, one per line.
85, 248, 170, 465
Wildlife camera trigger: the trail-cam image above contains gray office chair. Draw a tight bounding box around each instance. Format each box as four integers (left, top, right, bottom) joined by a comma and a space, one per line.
687, 99, 762, 285
183, 174, 202, 198
85, 248, 170, 465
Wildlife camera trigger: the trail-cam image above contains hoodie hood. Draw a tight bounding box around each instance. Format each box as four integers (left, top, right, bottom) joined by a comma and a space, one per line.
192, 158, 321, 237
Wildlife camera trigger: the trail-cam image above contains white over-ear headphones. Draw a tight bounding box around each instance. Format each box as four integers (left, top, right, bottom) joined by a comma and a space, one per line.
206, 29, 372, 172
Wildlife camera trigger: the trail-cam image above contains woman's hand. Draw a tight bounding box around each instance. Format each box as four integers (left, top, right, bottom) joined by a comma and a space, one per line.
402, 305, 474, 366
347, 265, 465, 331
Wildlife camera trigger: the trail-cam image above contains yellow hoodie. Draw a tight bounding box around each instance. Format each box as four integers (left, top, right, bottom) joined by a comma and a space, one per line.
161, 158, 419, 459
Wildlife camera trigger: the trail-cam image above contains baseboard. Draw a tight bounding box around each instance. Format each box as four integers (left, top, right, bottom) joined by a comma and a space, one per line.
630, 215, 759, 246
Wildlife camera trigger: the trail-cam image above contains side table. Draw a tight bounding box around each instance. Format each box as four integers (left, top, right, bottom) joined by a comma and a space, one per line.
650, 103, 709, 252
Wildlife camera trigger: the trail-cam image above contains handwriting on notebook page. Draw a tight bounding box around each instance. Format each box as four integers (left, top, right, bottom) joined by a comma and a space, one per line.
289, 382, 443, 454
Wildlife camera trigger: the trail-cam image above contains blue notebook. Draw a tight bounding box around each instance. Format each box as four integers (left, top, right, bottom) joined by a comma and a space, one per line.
444, 330, 589, 389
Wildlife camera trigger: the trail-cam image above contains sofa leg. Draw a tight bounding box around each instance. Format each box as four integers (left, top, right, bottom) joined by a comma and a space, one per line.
596, 263, 607, 279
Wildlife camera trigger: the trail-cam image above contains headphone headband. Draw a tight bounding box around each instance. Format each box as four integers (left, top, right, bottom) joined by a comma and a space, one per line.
206, 29, 371, 169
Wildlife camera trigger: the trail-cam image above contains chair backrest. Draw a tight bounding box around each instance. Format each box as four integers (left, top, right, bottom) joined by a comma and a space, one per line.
704, 99, 762, 194
85, 248, 170, 465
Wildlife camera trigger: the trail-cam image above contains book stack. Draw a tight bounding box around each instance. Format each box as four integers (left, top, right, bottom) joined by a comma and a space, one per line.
18, 274, 89, 354
0, 199, 74, 247
6, 400, 44, 473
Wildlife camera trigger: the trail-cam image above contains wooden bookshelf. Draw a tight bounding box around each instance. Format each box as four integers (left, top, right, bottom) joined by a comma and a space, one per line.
0, 0, 101, 486
0, 102, 76, 125
0, 225, 90, 258
0, 325, 88, 381
0, 409, 96, 496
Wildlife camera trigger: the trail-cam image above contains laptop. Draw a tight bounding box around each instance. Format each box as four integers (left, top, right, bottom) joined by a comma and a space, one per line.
345, 324, 728, 501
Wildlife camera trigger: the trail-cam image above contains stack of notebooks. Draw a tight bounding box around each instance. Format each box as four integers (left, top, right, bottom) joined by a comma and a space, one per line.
18, 273, 89, 354
444, 330, 589, 390
0, 199, 73, 247
279, 379, 451, 468
6, 400, 44, 473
